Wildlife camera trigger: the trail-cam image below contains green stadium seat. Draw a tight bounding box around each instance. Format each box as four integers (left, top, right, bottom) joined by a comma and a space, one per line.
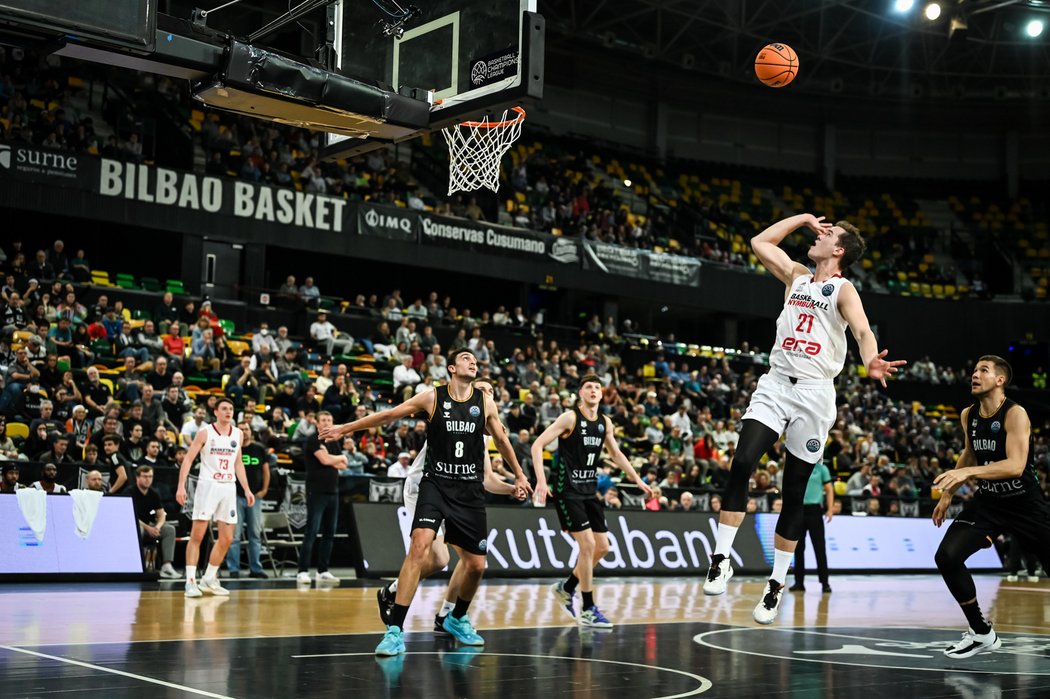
166, 279, 186, 294
141, 276, 162, 292
219, 319, 235, 336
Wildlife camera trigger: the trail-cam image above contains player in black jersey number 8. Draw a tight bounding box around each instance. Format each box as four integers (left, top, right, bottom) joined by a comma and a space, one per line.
932, 355, 1050, 659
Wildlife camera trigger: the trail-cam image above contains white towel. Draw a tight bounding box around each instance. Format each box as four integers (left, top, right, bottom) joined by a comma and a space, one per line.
16, 488, 48, 542
69, 489, 104, 539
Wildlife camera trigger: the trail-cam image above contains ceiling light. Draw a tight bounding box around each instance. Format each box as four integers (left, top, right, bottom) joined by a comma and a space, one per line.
924, 3, 941, 20
894, 0, 915, 13
1026, 19, 1044, 38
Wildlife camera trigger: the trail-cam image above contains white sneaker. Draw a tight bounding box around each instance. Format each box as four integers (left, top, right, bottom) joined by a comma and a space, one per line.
1028, 574, 1040, 583
159, 564, 181, 579
703, 554, 733, 596
944, 628, 1001, 658
1006, 574, 1019, 582
184, 580, 203, 598
296, 571, 313, 584
317, 571, 340, 583
752, 580, 785, 625
198, 577, 230, 596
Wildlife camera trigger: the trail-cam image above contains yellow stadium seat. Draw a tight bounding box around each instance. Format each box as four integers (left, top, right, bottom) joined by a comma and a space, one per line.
6, 422, 29, 440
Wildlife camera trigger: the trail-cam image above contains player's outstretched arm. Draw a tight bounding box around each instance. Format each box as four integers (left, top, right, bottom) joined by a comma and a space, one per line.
603, 416, 653, 500
529, 411, 576, 505
751, 213, 825, 286
176, 428, 208, 506
838, 282, 906, 387
319, 391, 433, 442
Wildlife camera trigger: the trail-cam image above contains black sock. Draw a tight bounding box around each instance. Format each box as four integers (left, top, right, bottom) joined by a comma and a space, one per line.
564, 573, 580, 594
452, 597, 471, 620
582, 590, 594, 610
960, 600, 992, 635
389, 603, 410, 631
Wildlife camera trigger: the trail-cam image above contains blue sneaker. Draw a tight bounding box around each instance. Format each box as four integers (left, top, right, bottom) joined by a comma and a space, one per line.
579, 606, 614, 629
550, 580, 576, 618
442, 614, 485, 646
375, 626, 405, 656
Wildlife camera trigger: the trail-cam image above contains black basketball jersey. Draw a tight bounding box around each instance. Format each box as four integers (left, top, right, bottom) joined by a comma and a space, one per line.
553, 408, 606, 499
423, 384, 486, 505
968, 398, 1039, 501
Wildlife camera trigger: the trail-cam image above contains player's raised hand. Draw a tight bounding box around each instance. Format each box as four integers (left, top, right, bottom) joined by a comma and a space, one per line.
867, 349, 907, 387
800, 214, 833, 235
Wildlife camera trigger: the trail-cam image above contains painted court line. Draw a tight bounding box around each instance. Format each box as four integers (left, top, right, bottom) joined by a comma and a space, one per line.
0, 645, 235, 699
290, 650, 713, 699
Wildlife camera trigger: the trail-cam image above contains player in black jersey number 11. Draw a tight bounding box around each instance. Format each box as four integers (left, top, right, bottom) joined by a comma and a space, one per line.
531, 374, 652, 629
932, 355, 1050, 659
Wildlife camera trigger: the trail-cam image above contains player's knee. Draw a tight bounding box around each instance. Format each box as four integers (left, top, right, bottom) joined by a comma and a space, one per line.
594, 538, 609, 560
461, 554, 486, 577
934, 544, 956, 572
431, 545, 450, 570
576, 534, 595, 556
774, 512, 804, 541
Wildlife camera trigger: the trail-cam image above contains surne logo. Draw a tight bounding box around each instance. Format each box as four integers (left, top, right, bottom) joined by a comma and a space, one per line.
781, 337, 822, 356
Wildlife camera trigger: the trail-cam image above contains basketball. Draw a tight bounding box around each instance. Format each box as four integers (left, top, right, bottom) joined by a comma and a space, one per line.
755, 43, 798, 87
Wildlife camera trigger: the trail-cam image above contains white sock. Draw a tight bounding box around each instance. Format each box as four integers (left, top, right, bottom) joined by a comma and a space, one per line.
714, 524, 739, 557
204, 564, 219, 581
771, 549, 794, 585
388, 579, 398, 593
439, 600, 455, 616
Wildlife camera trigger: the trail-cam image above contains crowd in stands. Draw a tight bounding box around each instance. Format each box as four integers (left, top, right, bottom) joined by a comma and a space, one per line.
4, 237, 1046, 522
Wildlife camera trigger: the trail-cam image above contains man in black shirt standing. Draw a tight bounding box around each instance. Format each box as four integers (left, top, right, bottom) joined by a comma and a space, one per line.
297, 411, 347, 585
226, 422, 271, 578
932, 355, 1050, 658
321, 348, 531, 656
129, 465, 180, 578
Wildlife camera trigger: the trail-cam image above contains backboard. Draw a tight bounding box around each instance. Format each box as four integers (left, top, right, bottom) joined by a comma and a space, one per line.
325, 0, 543, 156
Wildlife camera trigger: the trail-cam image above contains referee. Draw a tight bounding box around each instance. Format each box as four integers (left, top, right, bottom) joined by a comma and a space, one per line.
789, 460, 834, 593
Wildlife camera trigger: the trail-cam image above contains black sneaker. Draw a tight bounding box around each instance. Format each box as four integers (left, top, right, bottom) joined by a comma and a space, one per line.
377, 585, 394, 625
822, 582, 833, 594
788, 583, 805, 592
227, 571, 240, 579
434, 614, 450, 635
249, 571, 269, 579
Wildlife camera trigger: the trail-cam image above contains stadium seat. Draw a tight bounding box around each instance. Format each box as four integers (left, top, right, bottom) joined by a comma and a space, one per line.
166, 279, 186, 295
140, 276, 162, 292
6, 422, 29, 441
115, 273, 137, 289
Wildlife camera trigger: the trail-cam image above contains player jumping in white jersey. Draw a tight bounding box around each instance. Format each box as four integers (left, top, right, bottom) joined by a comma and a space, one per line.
703, 213, 905, 624
177, 397, 255, 598
376, 379, 525, 633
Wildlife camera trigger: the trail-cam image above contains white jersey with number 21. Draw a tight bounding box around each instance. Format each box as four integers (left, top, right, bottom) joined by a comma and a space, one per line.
768, 274, 850, 381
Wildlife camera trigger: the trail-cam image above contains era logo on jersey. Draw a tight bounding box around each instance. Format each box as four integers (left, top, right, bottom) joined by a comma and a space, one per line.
781, 337, 822, 355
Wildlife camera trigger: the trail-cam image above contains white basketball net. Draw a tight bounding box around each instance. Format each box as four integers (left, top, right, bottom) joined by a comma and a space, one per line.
441, 107, 525, 196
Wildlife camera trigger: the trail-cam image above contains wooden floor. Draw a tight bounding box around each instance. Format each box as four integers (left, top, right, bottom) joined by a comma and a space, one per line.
2, 574, 1049, 698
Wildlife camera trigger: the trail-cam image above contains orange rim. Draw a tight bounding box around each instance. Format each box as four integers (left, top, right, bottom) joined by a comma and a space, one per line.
458, 106, 526, 128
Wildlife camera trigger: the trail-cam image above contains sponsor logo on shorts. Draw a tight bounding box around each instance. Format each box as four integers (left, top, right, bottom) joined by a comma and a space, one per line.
477, 539, 488, 553
806, 438, 822, 453
821, 283, 835, 297
469, 405, 481, 417
991, 421, 1001, 433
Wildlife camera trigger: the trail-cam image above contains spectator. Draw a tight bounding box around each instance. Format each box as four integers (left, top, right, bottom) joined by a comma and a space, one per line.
154, 292, 179, 333
341, 438, 368, 476
310, 311, 353, 358
100, 434, 130, 495
299, 277, 321, 308
392, 355, 421, 400
83, 468, 105, 492
180, 406, 208, 445
1, 463, 23, 493
129, 465, 180, 578
387, 452, 411, 478
226, 422, 270, 579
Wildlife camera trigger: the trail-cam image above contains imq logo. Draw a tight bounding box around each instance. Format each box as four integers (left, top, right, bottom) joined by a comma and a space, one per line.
363, 207, 413, 233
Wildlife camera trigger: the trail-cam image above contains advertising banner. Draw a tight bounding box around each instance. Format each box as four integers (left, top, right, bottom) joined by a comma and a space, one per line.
418, 211, 579, 265
349, 503, 1002, 577
355, 201, 419, 242
647, 250, 701, 286
580, 240, 645, 278
349, 503, 765, 577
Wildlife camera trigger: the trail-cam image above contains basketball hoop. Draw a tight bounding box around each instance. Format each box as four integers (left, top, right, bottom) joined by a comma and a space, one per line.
441, 106, 525, 196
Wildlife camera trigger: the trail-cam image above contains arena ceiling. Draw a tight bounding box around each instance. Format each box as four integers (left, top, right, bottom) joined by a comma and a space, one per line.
539, 0, 1050, 100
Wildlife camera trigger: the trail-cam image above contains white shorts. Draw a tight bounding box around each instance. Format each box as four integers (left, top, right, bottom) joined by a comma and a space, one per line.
743, 371, 836, 463
192, 480, 238, 524
403, 472, 445, 538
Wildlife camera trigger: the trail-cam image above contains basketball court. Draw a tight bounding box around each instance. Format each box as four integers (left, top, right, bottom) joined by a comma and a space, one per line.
3, 574, 1048, 697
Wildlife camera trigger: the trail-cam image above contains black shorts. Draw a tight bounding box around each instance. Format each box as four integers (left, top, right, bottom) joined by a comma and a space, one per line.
411, 477, 489, 556
949, 495, 1050, 550
552, 494, 608, 534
